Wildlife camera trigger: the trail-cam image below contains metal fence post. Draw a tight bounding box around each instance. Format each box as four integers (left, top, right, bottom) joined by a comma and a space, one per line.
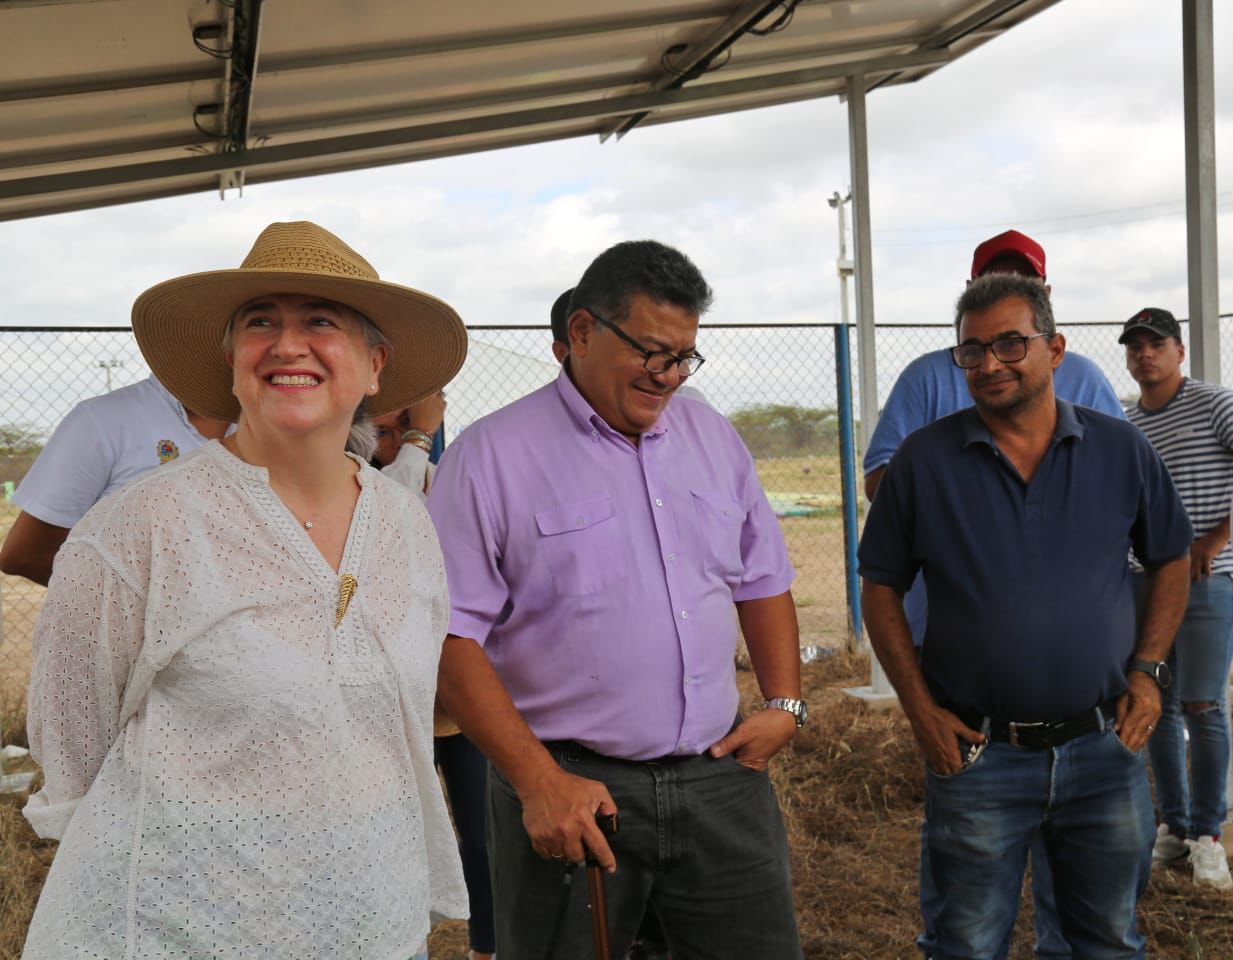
834, 323, 862, 651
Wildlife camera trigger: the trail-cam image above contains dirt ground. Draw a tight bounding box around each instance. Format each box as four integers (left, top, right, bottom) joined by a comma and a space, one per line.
5, 651, 1233, 959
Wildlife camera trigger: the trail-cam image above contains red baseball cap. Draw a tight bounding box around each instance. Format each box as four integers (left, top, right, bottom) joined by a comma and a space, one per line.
970, 229, 1047, 280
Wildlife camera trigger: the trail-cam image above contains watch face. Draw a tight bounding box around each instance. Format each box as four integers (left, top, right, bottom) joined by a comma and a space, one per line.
1156, 661, 1172, 688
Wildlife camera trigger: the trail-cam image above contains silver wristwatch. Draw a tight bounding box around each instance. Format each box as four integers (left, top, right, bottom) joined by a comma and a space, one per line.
764, 697, 808, 728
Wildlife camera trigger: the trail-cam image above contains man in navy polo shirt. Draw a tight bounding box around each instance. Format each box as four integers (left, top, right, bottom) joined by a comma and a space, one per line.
860, 272, 1192, 958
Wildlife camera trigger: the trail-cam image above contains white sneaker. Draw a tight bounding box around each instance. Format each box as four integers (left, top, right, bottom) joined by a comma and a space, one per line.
1152, 823, 1190, 863
1189, 836, 1233, 890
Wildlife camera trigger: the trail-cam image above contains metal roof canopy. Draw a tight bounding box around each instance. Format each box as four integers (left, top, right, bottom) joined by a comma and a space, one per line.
0, 0, 1066, 221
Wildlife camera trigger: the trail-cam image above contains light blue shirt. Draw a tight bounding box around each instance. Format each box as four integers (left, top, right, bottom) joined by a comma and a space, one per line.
863, 348, 1126, 645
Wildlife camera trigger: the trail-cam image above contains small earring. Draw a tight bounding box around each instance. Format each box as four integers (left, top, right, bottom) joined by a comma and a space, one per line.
369, 383, 377, 392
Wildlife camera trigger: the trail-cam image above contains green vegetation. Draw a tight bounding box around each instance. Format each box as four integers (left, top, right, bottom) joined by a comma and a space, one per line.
0, 426, 42, 457
730, 404, 849, 459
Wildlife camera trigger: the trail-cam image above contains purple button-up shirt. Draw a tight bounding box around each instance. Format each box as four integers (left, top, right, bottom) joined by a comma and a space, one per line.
427, 368, 794, 760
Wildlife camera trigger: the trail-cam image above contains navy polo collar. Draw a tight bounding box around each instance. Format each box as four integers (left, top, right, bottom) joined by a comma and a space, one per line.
960, 398, 1086, 449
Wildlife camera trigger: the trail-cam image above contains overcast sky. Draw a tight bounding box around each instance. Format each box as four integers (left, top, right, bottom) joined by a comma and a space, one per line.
1, 0, 1230, 411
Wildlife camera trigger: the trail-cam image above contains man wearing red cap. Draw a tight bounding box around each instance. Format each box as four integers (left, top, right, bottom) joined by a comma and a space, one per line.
866, 229, 1124, 504
863, 229, 1124, 960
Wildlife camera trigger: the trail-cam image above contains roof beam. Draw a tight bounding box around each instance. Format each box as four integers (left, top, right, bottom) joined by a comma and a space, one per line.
220, 0, 263, 153
256, 32, 922, 141
925, 0, 1035, 49
864, 0, 1043, 96
0, 47, 949, 208
601, 0, 785, 141
0, 33, 933, 175
0, 6, 722, 105
261, 6, 723, 73
216, 0, 264, 193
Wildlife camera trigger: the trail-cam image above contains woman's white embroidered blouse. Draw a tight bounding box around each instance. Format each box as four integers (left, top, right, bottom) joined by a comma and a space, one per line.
23, 441, 467, 959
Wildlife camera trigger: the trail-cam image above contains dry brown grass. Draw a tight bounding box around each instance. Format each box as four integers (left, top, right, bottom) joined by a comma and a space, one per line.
4, 652, 1233, 958
0, 790, 52, 960
759, 653, 1233, 960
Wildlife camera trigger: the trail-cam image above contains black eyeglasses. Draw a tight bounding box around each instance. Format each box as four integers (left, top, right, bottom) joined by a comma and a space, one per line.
585, 308, 706, 377
951, 333, 1052, 369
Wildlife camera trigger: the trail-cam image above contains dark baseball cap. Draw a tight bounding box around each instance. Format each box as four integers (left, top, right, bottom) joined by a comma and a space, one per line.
550, 287, 574, 344
970, 229, 1047, 280
1118, 307, 1182, 344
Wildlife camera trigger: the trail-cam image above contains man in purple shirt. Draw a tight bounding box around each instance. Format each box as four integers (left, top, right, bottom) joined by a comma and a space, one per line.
429, 241, 804, 959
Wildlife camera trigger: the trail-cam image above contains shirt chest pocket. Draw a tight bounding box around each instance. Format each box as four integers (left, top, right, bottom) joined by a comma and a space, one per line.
535, 496, 630, 596
690, 489, 745, 580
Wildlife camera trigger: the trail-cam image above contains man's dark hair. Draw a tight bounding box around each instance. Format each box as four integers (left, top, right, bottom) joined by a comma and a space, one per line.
550, 288, 574, 344
955, 273, 1055, 337
571, 240, 713, 326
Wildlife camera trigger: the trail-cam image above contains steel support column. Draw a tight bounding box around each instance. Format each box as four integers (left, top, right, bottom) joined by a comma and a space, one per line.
846, 74, 879, 460
842, 74, 895, 705
834, 323, 862, 652
1183, 0, 1220, 381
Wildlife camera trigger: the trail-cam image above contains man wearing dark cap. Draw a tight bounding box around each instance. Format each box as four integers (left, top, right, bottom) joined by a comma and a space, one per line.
1122, 307, 1233, 891
861, 272, 1192, 958
862, 229, 1123, 959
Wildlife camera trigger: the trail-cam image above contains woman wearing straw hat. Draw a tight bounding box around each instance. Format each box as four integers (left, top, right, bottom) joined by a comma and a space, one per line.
21, 222, 469, 960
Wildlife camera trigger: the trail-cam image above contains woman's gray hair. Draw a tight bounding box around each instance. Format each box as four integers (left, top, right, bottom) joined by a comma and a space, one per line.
346, 405, 378, 460
222, 300, 391, 458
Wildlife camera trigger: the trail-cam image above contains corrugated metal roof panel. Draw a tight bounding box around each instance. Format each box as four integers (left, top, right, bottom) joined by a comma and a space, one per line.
0, 0, 1062, 220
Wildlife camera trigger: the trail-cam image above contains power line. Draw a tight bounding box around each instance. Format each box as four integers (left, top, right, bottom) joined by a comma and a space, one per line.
872, 191, 1233, 240
872, 201, 1232, 248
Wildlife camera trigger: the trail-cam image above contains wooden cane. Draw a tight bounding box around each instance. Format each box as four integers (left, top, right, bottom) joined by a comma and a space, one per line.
585, 812, 620, 960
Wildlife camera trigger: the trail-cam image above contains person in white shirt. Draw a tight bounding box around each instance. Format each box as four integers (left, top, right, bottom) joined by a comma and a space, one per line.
371, 390, 446, 500
0, 376, 229, 585
21, 221, 469, 960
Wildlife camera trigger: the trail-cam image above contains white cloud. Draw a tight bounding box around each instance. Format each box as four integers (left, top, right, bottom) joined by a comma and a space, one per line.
1, 0, 1229, 412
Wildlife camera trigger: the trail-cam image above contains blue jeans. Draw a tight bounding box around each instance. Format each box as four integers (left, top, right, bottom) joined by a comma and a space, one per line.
1136, 573, 1233, 840
924, 726, 1154, 960
919, 823, 1070, 958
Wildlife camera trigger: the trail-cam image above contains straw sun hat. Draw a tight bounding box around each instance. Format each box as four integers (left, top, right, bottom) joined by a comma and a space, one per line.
131, 221, 467, 422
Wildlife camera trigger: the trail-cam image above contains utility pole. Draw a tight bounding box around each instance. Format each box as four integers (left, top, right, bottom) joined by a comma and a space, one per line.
98, 359, 123, 393
829, 191, 854, 331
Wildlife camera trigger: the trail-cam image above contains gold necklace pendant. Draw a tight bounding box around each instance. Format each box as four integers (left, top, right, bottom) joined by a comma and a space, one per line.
335, 573, 358, 628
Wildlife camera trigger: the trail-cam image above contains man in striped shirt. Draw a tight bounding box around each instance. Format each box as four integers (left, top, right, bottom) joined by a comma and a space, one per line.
1123, 306, 1233, 890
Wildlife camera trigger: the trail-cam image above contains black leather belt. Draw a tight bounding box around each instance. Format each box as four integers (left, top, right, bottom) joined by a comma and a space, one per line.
951, 700, 1118, 751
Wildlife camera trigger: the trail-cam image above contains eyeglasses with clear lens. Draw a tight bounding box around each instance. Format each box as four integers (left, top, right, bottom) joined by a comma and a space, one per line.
951, 332, 1051, 369
585, 308, 706, 378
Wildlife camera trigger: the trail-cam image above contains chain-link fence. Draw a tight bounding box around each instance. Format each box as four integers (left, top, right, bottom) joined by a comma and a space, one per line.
0, 323, 853, 721
867, 317, 1233, 409
5, 318, 1233, 722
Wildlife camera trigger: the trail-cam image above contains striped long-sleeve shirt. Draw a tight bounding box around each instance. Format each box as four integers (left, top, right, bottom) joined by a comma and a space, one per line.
1128, 377, 1233, 573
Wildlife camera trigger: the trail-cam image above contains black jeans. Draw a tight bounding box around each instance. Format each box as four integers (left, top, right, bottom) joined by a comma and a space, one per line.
487, 740, 802, 960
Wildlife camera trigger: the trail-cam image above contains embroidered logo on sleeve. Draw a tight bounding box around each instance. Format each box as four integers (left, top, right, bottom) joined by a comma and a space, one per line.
157, 440, 180, 464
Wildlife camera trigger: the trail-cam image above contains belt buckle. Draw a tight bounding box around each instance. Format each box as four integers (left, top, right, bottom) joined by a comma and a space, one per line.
1008, 720, 1047, 749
